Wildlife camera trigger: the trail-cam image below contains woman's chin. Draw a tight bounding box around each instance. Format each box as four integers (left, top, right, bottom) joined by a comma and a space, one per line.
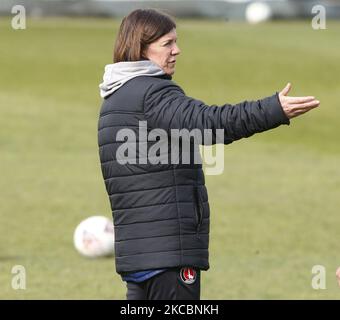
165, 68, 175, 76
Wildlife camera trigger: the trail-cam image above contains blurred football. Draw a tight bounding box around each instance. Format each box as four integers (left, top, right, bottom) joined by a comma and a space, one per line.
73, 216, 115, 258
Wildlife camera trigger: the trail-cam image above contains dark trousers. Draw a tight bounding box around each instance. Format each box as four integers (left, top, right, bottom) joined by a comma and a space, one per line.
126, 267, 201, 300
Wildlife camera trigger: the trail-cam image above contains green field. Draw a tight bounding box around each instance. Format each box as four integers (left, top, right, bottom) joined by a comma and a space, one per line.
0, 17, 340, 299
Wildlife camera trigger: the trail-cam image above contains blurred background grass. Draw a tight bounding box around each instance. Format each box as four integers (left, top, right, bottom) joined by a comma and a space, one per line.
0, 17, 339, 299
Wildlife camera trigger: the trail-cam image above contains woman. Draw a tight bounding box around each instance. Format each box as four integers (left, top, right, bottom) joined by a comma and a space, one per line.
98, 9, 319, 300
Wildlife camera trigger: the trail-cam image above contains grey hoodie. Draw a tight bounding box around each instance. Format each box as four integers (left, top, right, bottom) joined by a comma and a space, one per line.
99, 60, 165, 98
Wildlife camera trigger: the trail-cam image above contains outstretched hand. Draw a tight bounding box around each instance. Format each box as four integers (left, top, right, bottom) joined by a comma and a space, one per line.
278, 83, 320, 119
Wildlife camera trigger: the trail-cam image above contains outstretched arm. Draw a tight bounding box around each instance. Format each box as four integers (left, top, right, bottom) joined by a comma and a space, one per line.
144, 80, 320, 145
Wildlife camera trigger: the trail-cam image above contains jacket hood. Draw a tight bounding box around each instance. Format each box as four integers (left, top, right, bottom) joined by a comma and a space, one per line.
99, 60, 166, 98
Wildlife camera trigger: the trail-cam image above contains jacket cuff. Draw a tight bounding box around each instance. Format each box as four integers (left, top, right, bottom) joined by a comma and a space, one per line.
262, 92, 290, 127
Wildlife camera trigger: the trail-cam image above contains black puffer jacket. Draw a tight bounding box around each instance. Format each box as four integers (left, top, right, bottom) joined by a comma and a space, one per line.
98, 74, 290, 274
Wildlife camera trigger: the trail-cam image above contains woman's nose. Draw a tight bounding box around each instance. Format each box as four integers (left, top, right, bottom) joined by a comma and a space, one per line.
172, 44, 181, 55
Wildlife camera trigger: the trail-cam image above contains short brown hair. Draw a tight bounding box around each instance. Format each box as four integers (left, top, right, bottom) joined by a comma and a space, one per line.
113, 9, 176, 63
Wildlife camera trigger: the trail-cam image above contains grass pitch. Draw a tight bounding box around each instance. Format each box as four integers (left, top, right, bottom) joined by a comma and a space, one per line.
0, 17, 339, 299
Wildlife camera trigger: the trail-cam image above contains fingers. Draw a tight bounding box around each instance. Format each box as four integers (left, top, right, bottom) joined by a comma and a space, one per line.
287, 100, 320, 118
289, 100, 319, 111
279, 83, 317, 104
280, 83, 291, 96
290, 101, 320, 111
298, 100, 320, 108
287, 96, 316, 104
279, 94, 320, 119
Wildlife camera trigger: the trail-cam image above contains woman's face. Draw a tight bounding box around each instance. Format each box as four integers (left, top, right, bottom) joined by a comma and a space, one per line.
144, 28, 180, 76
